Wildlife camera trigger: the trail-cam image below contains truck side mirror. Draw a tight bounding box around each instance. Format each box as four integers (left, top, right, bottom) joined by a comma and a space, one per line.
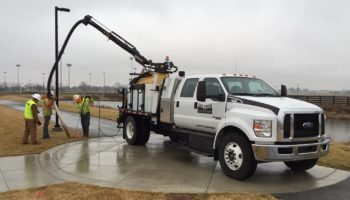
197, 81, 206, 102
281, 85, 287, 97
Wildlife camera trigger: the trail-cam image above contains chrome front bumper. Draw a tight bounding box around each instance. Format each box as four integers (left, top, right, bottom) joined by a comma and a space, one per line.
252, 138, 330, 161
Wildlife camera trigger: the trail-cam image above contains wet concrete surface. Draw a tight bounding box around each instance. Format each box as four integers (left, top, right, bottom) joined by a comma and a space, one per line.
0, 134, 349, 193
0, 99, 349, 195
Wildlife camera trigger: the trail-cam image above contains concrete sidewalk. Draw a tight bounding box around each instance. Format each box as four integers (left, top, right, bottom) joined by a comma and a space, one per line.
0, 134, 349, 195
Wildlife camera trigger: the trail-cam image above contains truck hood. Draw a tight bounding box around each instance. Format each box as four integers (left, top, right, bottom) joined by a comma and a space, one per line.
233, 96, 322, 113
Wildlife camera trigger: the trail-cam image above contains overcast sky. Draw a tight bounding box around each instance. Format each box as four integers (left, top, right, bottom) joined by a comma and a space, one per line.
0, 0, 349, 90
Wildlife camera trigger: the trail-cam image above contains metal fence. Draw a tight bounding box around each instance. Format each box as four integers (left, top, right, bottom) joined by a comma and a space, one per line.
290, 95, 350, 105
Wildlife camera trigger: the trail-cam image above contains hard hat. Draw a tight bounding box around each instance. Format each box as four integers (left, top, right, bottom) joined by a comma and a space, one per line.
73, 94, 80, 102
32, 94, 41, 101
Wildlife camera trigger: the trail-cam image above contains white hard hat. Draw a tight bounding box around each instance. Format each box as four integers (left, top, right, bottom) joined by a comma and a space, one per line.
73, 94, 80, 101
32, 94, 41, 101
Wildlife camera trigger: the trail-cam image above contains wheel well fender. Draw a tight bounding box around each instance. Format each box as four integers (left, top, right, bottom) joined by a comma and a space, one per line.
213, 126, 250, 160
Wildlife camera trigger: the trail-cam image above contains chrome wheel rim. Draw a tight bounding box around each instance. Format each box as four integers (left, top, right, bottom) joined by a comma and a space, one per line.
126, 121, 134, 139
224, 142, 243, 170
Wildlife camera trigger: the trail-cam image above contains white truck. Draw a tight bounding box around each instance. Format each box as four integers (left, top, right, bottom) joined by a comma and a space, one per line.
46, 15, 330, 180
118, 72, 330, 180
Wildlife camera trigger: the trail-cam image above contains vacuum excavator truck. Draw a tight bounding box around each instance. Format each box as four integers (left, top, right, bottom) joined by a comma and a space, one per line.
118, 72, 330, 180
46, 15, 329, 181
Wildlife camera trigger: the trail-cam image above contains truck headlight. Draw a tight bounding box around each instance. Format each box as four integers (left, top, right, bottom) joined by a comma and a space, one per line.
253, 120, 272, 137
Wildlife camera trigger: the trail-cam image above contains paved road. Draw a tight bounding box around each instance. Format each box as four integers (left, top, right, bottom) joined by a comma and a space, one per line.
0, 99, 120, 137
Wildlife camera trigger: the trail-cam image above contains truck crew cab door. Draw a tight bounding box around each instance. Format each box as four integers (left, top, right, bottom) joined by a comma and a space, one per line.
193, 77, 226, 133
174, 77, 226, 133
173, 78, 199, 130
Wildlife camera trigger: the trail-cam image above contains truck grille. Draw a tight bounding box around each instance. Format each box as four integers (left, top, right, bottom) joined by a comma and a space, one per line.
283, 114, 323, 139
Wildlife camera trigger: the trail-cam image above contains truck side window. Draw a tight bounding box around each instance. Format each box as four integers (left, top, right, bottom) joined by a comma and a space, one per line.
204, 78, 224, 100
180, 78, 199, 97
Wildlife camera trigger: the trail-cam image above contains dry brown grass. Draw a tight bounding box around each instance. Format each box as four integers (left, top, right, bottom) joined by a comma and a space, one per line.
318, 142, 350, 171
0, 105, 82, 157
0, 182, 276, 200
321, 104, 350, 120
0, 95, 119, 121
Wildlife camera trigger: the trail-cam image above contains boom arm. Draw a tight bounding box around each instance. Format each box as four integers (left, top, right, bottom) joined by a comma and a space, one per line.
83, 16, 151, 67
47, 15, 178, 96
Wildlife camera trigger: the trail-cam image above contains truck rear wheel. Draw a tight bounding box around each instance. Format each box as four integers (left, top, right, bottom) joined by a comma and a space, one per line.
136, 118, 150, 145
218, 133, 257, 180
124, 116, 150, 145
284, 158, 318, 171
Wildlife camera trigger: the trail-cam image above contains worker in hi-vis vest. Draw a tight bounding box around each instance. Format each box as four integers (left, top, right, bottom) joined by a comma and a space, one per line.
23, 94, 42, 144
73, 95, 94, 137
42, 91, 55, 139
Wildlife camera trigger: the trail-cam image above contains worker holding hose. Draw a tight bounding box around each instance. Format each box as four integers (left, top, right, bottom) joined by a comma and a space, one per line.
42, 91, 55, 139
73, 95, 94, 137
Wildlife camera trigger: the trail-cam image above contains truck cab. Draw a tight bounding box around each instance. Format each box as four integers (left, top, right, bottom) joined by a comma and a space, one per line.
119, 73, 330, 180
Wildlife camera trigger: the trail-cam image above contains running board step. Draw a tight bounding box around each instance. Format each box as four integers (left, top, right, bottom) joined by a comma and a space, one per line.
165, 141, 214, 157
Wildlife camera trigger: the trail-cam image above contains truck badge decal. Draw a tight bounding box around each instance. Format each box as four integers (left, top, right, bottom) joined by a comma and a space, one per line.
197, 103, 212, 114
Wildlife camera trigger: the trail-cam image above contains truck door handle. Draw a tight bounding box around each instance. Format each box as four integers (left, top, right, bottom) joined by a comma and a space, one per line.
194, 102, 198, 109
176, 101, 179, 107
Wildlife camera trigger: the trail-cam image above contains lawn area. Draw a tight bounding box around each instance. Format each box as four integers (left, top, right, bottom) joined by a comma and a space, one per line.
0, 105, 81, 157
0, 95, 119, 121
318, 142, 350, 171
0, 182, 276, 200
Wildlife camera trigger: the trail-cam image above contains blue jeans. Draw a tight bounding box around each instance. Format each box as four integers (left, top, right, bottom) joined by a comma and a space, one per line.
43, 115, 51, 138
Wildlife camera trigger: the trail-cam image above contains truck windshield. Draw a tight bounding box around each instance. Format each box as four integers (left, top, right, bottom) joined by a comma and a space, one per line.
221, 77, 279, 97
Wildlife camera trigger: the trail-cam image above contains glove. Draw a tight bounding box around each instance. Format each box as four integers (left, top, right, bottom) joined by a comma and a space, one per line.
37, 121, 42, 126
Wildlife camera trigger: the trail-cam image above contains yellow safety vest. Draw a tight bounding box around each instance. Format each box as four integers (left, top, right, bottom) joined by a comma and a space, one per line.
24, 99, 36, 119
77, 97, 93, 114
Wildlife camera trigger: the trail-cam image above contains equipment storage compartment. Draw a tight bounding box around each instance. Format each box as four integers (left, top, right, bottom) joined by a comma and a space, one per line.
127, 84, 145, 112
144, 84, 160, 114
160, 77, 180, 123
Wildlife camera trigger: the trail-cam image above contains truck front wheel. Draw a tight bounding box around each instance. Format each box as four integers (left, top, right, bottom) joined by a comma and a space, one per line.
218, 133, 257, 180
284, 159, 318, 171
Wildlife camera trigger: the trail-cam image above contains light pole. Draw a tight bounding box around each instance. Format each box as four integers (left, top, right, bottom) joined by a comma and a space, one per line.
103, 72, 105, 94
67, 63, 71, 89
54, 6, 70, 130
42, 73, 45, 93
3, 71, 6, 90
16, 64, 20, 94
89, 72, 92, 91
129, 57, 133, 81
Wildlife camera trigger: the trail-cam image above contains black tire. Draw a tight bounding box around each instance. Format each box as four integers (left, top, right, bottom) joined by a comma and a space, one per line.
123, 116, 150, 145
218, 133, 257, 180
124, 116, 139, 145
136, 118, 150, 145
284, 158, 318, 171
